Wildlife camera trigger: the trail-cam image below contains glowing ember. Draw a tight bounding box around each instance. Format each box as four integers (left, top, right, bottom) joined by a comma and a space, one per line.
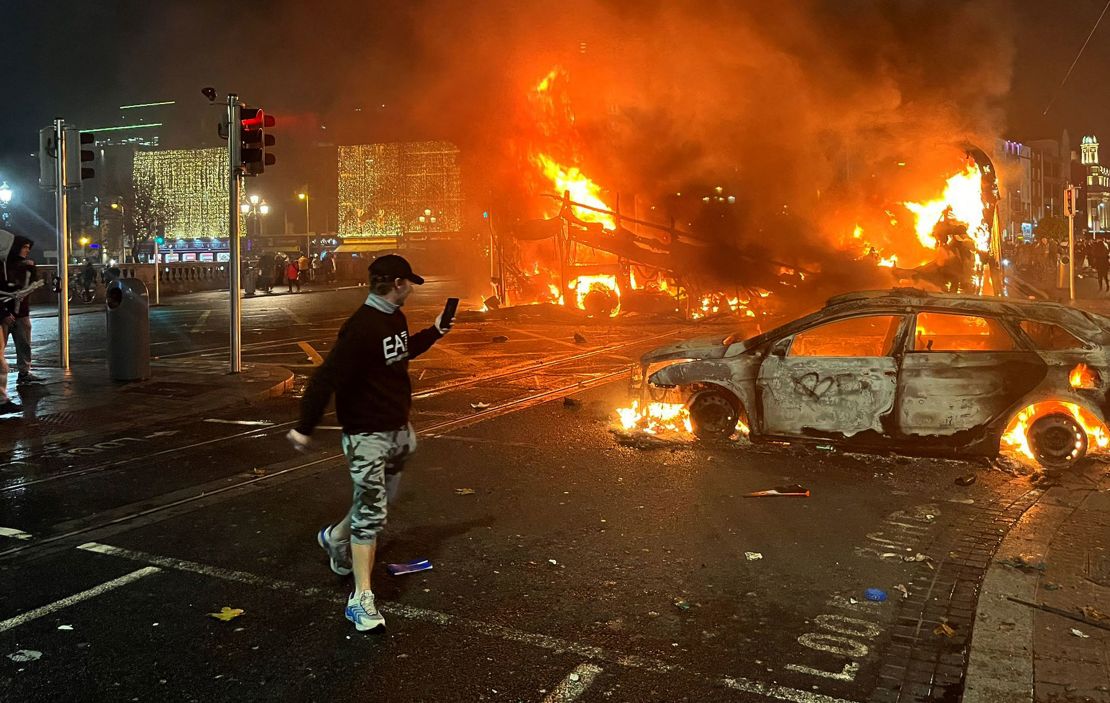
615, 400, 693, 435
1001, 401, 1110, 464
570, 274, 619, 313
1069, 363, 1099, 389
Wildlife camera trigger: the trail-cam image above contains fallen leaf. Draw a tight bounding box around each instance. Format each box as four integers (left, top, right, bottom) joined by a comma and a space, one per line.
934, 623, 956, 637
455, 488, 476, 495
208, 607, 244, 622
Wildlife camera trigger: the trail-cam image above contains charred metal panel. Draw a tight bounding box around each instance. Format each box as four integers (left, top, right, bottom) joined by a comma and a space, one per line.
896, 352, 1045, 436
757, 357, 897, 437
650, 357, 761, 425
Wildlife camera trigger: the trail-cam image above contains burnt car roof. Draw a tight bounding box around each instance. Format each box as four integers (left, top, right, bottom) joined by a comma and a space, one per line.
724, 288, 1110, 356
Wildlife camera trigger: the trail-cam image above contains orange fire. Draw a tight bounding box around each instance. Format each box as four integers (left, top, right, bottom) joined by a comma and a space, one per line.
570, 274, 620, 314
1069, 363, 1099, 389
903, 164, 989, 252
1001, 401, 1109, 463
616, 400, 693, 435
533, 154, 616, 230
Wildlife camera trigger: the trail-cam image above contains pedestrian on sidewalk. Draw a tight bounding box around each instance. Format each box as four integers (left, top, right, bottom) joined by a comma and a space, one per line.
1, 231, 42, 388
286, 259, 301, 293
286, 254, 452, 632
1091, 239, 1110, 292
297, 252, 310, 285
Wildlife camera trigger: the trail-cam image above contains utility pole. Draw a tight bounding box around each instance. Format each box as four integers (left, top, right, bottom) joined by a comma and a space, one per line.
1065, 184, 1078, 302
54, 118, 70, 369
228, 95, 242, 373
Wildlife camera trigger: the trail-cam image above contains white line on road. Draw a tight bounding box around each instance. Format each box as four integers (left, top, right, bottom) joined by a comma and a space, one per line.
542, 663, 604, 702
77, 542, 859, 703
202, 419, 275, 427
0, 567, 160, 633
285, 308, 308, 325
190, 310, 211, 334
0, 527, 32, 540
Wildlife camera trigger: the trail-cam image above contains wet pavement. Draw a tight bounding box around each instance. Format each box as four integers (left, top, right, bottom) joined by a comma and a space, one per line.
1, 281, 1105, 702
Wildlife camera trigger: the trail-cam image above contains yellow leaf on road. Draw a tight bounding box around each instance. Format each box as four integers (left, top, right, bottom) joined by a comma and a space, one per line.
208, 607, 244, 622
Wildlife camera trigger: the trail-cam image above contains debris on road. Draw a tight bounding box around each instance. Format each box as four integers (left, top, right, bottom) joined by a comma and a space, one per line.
563, 397, 582, 409
1071, 628, 1091, 639
610, 428, 688, 450
573, 332, 587, 344
7, 650, 42, 662
548, 559, 558, 566
904, 553, 931, 563
386, 559, 433, 576
491, 335, 509, 343
208, 607, 245, 622
998, 554, 1047, 573
744, 484, 810, 497
864, 588, 887, 602
57, 625, 73, 631
934, 622, 957, 637
1043, 582, 1062, 591
745, 552, 763, 561
455, 488, 476, 495
250, 467, 267, 477
1081, 606, 1107, 622
673, 598, 692, 611
955, 474, 977, 486
470, 402, 491, 411
894, 584, 909, 599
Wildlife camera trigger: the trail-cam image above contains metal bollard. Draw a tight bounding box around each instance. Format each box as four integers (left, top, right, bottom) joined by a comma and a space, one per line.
105, 278, 151, 381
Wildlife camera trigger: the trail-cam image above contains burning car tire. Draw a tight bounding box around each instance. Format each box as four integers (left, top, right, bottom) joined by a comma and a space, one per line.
1028, 413, 1088, 468
689, 390, 739, 440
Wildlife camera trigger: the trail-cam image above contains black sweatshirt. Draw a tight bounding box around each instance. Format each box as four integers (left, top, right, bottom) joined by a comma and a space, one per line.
296, 302, 442, 435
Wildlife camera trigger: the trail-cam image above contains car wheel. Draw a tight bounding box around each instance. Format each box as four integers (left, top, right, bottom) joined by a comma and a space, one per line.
1029, 413, 1088, 468
689, 390, 739, 440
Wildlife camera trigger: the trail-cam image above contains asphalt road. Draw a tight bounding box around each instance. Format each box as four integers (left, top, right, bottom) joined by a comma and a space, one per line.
1, 282, 1050, 702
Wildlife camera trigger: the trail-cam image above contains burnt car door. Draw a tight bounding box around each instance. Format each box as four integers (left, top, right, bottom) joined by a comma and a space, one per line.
895, 311, 1046, 439
757, 313, 907, 439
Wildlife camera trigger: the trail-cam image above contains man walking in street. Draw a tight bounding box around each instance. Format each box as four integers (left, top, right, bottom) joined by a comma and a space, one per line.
286, 254, 451, 631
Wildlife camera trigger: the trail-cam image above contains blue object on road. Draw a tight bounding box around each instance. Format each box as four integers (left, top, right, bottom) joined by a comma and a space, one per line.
864, 588, 887, 602
387, 559, 433, 576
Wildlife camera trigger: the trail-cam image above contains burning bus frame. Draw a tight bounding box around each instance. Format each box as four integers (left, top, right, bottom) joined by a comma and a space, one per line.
635, 288, 1110, 469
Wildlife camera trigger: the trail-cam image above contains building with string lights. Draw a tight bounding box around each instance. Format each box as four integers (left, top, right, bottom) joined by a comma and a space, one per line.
337, 141, 462, 239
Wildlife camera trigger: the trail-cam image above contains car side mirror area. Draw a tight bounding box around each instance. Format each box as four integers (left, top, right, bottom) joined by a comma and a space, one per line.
770, 338, 791, 358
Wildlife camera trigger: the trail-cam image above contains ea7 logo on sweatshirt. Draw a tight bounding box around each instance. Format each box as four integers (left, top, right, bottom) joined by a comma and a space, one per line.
382, 331, 409, 365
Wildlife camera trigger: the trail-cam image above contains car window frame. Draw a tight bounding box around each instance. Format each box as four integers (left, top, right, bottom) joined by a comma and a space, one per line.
1012, 317, 1094, 352
780, 313, 910, 359
907, 311, 1021, 354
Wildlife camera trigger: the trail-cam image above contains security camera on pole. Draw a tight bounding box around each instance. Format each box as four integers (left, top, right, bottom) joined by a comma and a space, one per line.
222, 92, 276, 373
38, 119, 95, 370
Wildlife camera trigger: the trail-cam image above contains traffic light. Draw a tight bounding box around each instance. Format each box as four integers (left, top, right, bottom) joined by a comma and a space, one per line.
38, 127, 57, 189
239, 107, 275, 176
64, 127, 95, 185
154, 235, 165, 246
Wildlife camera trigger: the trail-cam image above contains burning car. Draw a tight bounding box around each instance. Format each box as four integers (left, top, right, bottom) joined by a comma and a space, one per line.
634, 288, 1110, 468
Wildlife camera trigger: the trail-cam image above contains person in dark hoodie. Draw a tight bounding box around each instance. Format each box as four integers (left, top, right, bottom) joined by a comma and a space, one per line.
2, 233, 42, 386
286, 254, 451, 631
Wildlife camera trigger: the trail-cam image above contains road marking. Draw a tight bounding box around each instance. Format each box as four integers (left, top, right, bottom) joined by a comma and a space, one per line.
285, 308, 308, 325
0, 527, 32, 541
203, 419, 275, 427
542, 663, 603, 702
191, 310, 211, 334
0, 567, 160, 633
297, 341, 324, 366
78, 542, 859, 703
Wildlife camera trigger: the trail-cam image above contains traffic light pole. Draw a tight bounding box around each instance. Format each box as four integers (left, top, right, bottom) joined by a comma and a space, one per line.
54, 118, 70, 370
153, 237, 160, 305
227, 95, 242, 374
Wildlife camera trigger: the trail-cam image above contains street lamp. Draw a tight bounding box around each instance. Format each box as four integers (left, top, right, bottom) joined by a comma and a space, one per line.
297, 191, 310, 235
0, 181, 12, 227
241, 197, 270, 250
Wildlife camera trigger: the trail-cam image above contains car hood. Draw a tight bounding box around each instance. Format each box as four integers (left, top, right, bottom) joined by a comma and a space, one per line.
641, 335, 728, 364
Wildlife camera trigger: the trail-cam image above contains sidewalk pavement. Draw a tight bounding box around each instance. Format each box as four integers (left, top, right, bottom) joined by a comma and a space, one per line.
964, 462, 1110, 703
0, 360, 293, 454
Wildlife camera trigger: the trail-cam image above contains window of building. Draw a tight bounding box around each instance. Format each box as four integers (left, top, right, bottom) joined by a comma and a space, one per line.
1019, 320, 1087, 350
912, 312, 1015, 352
789, 315, 902, 357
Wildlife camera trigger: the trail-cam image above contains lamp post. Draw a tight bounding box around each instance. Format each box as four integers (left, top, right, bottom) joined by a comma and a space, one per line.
240, 196, 269, 252
298, 191, 310, 256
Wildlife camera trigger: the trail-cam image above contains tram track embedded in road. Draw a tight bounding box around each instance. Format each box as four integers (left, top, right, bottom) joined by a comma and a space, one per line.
0, 349, 660, 562
1, 328, 685, 495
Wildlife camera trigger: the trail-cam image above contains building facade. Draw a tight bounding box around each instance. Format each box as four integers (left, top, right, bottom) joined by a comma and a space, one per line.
1080, 136, 1110, 236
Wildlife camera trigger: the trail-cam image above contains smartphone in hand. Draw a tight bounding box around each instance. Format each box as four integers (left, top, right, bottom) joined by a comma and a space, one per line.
439, 297, 460, 331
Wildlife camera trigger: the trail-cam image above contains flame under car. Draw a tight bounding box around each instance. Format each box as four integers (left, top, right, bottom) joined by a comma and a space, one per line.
639, 289, 1110, 469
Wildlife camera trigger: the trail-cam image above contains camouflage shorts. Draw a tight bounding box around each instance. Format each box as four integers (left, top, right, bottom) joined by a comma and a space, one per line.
341, 424, 416, 545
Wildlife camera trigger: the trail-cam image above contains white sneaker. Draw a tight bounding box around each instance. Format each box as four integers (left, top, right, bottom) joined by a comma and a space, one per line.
286, 429, 311, 452
345, 591, 385, 631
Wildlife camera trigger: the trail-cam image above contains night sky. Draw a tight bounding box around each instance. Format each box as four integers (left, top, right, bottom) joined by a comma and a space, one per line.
3, 1, 1109, 242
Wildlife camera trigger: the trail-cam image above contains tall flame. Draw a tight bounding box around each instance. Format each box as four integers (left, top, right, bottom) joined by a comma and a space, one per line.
903, 164, 988, 252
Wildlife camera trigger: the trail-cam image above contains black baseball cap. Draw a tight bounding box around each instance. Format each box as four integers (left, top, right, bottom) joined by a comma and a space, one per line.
369, 254, 425, 285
